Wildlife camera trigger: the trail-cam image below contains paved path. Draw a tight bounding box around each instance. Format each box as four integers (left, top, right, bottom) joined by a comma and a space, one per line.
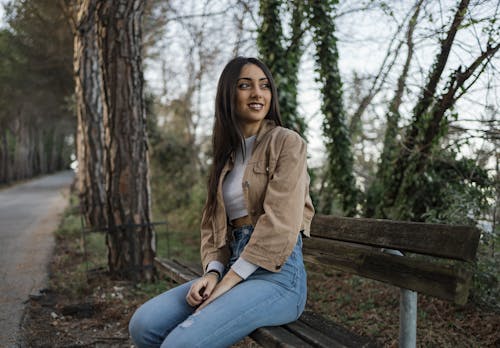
0, 171, 74, 347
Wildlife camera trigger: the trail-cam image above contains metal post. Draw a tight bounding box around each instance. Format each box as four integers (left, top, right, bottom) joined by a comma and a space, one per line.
382, 249, 417, 348
399, 288, 417, 348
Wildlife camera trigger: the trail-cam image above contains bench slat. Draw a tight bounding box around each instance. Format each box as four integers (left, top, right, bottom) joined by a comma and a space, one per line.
154, 258, 198, 283
303, 238, 472, 305
284, 311, 377, 348
250, 326, 315, 348
285, 321, 350, 348
311, 215, 480, 261
290, 311, 378, 348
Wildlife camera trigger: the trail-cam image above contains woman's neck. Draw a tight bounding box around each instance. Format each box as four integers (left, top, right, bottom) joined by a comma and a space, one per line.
240, 120, 262, 138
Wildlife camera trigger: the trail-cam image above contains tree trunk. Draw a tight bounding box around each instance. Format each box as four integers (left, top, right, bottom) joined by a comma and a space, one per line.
379, 0, 470, 219
74, 0, 107, 229
96, 0, 155, 281
366, 0, 422, 218
307, 0, 358, 216
0, 127, 8, 184
377, 0, 499, 220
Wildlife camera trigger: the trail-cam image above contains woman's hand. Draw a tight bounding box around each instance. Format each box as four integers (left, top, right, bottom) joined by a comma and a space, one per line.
196, 269, 242, 312
185, 272, 219, 307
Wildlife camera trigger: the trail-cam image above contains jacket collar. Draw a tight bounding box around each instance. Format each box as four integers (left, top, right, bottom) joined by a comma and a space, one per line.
229, 119, 277, 163
255, 119, 277, 146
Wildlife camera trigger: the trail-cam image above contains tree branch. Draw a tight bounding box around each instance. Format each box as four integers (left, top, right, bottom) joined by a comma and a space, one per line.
410, 0, 470, 128
422, 42, 500, 149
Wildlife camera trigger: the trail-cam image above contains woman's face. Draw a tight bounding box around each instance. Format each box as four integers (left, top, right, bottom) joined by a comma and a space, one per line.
235, 63, 272, 130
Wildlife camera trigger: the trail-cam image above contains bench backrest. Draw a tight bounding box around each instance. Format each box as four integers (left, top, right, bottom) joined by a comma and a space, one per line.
303, 215, 481, 305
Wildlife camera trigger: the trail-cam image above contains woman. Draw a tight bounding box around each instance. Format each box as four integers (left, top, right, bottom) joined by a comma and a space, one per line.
129, 56, 314, 348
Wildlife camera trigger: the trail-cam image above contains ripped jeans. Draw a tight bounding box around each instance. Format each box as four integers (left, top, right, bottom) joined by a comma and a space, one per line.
129, 226, 307, 348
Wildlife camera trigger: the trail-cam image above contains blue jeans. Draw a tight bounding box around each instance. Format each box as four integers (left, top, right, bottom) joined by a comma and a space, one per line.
129, 226, 307, 348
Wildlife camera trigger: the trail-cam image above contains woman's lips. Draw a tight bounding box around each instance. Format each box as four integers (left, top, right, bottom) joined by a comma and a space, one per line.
248, 103, 263, 110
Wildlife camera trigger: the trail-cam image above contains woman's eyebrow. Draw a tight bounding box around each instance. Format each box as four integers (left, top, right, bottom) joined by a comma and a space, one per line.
237, 77, 269, 81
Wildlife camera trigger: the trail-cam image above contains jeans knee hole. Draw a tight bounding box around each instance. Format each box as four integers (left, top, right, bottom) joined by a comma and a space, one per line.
180, 318, 194, 328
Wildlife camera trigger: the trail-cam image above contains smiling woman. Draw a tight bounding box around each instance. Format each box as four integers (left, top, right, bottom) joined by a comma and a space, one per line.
235, 64, 272, 137
129, 56, 315, 348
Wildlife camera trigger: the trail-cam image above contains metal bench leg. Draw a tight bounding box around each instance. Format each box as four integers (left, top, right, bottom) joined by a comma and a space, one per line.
400, 289, 417, 348
382, 248, 417, 348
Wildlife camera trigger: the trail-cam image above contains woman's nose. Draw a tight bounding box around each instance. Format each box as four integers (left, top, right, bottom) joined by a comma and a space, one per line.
250, 86, 263, 98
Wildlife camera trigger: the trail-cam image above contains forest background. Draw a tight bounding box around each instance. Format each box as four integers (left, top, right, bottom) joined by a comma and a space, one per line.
0, 0, 498, 310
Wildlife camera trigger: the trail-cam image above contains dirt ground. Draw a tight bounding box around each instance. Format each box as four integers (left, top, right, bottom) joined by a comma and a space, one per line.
19, 228, 258, 348
20, 227, 499, 347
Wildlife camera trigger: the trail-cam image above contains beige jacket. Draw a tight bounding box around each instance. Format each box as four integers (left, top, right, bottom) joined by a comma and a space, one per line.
200, 120, 315, 273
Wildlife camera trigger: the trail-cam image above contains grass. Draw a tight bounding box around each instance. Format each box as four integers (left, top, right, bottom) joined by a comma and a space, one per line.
155, 227, 200, 262
53, 197, 177, 300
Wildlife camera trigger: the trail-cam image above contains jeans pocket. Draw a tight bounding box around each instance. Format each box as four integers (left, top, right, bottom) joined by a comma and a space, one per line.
229, 227, 252, 265
251, 248, 300, 290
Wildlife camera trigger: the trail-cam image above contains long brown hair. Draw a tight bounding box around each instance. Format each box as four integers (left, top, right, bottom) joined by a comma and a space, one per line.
204, 57, 282, 220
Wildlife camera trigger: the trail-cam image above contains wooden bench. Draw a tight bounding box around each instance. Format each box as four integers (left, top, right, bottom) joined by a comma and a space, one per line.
155, 214, 481, 347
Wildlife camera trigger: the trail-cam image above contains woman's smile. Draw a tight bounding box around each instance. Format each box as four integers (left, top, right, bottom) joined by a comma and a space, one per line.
235, 63, 272, 136
248, 102, 264, 111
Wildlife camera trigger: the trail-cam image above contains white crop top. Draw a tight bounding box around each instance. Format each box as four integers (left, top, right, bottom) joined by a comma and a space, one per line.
222, 135, 255, 220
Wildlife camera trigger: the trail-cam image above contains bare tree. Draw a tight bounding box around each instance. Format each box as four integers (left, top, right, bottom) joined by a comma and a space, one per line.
378, 0, 500, 219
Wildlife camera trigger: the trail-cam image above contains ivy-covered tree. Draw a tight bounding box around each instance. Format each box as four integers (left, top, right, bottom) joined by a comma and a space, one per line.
306, 0, 358, 216
257, 0, 306, 136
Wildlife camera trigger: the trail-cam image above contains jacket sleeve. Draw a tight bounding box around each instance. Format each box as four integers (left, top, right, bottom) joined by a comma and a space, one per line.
241, 132, 308, 272
200, 209, 230, 271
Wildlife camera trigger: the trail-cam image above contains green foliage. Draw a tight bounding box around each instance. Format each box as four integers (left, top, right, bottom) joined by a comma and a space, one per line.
0, 0, 74, 183
131, 278, 176, 298
152, 133, 201, 215
0, 30, 25, 116
149, 97, 207, 262
377, 148, 493, 223
420, 155, 493, 224
257, 0, 306, 136
472, 231, 499, 309
305, 1, 358, 216
151, 149, 203, 262
405, 150, 498, 308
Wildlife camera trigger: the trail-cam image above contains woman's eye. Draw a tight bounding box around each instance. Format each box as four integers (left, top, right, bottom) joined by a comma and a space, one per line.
238, 83, 250, 89
261, 83, 270, 89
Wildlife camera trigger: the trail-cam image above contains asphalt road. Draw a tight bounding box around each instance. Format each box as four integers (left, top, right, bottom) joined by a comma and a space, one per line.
0, 171, 74, 347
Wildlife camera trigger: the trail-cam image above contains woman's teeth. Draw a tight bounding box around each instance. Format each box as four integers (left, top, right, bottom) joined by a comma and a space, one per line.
249, 103, 263, 110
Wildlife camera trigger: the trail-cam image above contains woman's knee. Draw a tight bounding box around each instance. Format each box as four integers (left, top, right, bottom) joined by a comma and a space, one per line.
129, 306, 155, 348
161, 327, 204, 348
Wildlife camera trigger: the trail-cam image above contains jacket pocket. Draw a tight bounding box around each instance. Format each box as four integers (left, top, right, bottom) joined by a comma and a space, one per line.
253, 160, 269, 174
253, 159, 276, 175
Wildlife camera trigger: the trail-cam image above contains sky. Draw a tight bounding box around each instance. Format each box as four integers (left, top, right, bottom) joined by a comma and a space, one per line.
0, 3, 4, 27
143, 1, 425, 169
1, 1, 497, 171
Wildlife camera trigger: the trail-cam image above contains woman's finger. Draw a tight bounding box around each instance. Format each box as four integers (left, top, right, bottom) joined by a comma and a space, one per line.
202, 275, 218, 298
186, 279, 205, 306
196, 293, 214, 312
